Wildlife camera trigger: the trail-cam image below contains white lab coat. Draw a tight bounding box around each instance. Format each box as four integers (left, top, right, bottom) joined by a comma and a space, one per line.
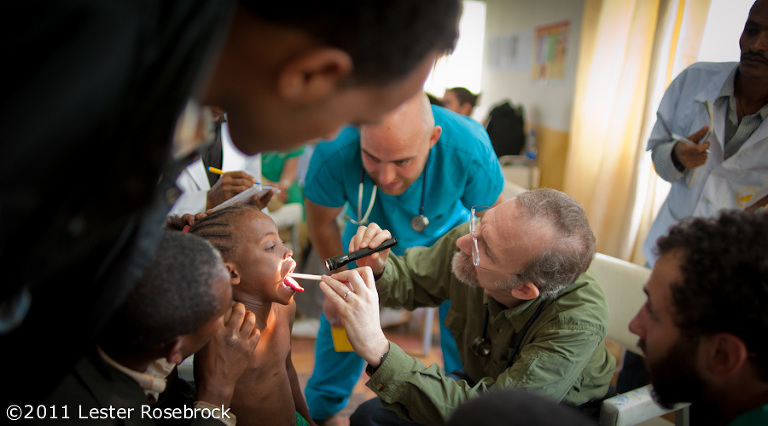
169, 121, 261, 216
643, 62, 768, 266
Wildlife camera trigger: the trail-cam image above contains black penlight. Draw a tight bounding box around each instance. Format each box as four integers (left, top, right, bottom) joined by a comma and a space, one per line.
324, 237, 398, 272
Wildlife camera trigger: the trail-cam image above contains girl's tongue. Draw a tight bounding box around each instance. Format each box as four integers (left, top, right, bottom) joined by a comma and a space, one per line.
284, 275, 304, 292
282, 257, 304, 292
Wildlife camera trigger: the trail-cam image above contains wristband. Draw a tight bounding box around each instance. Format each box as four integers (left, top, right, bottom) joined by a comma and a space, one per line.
366, 350, 389, 376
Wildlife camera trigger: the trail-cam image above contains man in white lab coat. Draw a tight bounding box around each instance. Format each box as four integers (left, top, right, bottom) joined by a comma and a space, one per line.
642, 0, 768, 268
625, 0, 768, 399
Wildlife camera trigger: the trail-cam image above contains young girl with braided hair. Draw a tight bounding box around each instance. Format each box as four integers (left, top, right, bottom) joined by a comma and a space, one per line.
189, 205, 314, 426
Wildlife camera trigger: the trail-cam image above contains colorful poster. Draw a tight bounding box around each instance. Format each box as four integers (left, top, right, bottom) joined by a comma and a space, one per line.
533, 20, 570, 80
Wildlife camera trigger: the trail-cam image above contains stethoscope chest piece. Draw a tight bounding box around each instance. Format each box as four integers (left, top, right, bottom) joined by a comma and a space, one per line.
410, 214, 429, 232
471, 335, 492, 357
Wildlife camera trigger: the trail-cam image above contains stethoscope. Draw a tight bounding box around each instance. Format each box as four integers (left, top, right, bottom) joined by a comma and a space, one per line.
347, 152, 430, 233
471, 302, 545, 368
347, 172, 378, 226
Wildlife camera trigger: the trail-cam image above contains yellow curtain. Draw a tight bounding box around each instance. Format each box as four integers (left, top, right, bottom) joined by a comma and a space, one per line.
628, 0, 710, 264
563, 0, 710, 263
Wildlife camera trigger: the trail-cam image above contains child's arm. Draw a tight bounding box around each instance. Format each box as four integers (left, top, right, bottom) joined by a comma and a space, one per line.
286, 302, 317, 426
287, 350, 315, 426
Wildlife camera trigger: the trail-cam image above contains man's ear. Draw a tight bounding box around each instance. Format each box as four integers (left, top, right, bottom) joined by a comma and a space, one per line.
429, 125, 442, 148
164, 338, 185, 365
510, 281, 540, 301
702, 333, 748, 378
459, 103, 473, 116
276, 48, 353, 102
226, 262, 241, 286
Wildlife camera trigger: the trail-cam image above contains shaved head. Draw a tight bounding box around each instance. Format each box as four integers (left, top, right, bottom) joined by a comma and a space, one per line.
359, 92, 442, 195
361, 92, 434, 144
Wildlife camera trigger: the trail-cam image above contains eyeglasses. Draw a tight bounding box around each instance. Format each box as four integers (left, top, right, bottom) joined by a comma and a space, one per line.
469, 206, 504, 273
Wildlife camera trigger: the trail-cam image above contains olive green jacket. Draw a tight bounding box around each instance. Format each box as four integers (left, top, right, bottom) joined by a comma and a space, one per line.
367, 224, 615, 424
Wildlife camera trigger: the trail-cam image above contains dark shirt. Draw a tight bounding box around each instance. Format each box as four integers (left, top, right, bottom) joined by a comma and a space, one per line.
0, 0, 235, 405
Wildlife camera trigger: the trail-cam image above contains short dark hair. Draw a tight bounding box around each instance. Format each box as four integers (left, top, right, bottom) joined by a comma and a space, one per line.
446, 389, 596, 426
514, 189, 596, 298
240, 0, 461, 85
99, 231, 227, 355
656, 210, 768, 380
447, 87, 479, 108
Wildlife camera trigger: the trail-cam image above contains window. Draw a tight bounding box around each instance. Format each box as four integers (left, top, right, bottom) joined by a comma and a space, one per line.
423, 1, 487, 96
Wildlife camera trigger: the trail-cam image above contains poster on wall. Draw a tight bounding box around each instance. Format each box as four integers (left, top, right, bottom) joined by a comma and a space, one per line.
532, 20, 570, 81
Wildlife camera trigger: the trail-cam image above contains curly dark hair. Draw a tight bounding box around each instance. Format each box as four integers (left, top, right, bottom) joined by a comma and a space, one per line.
239, 0, 461, 86
656, 209, 768, 381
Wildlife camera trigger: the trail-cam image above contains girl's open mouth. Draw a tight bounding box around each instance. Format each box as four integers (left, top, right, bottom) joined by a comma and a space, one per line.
282, 258, 304, 292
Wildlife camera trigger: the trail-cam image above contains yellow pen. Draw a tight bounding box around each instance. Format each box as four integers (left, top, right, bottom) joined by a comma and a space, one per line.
208, 166, 260, 185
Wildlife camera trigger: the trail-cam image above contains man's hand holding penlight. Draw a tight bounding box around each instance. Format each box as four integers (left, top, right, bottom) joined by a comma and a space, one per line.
348, 223, 393, 277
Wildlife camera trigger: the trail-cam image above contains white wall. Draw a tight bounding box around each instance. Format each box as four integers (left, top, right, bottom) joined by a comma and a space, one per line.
697, 0, 752, 62
478, 0, 585, 131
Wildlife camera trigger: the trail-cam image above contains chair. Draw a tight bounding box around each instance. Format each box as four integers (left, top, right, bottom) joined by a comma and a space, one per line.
589, 253, 691, 426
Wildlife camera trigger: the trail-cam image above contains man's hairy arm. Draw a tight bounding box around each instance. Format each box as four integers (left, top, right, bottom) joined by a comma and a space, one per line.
304, 198, 346, 325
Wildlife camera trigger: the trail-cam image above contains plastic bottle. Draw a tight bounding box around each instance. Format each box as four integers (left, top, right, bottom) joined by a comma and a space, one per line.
524, 129, 538, 161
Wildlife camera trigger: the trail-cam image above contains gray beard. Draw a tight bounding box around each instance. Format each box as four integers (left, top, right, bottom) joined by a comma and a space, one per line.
451, 251, 479, 287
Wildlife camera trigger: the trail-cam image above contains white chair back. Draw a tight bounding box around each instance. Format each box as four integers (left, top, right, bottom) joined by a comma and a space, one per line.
589, 253, 650, 355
